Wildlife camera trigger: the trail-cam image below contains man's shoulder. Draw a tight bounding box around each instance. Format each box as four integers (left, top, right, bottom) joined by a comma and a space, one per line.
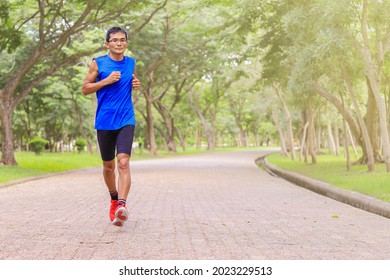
94, 54, 108, 61
125, 56, 136, 62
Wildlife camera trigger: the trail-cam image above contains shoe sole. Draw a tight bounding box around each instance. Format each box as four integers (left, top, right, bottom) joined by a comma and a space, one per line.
112, 207, 128, 227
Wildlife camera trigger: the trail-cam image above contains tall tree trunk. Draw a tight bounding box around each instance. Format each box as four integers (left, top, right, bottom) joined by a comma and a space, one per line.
343, 117, 352, 171
252, 123, 260, 146
306, 103, 317, 164
154, 102, 176, 153
342, 66, 375, 172
273, 83, 296, 160
165, 118, 176, 153
145, 95, 157, 155
272, 110, 288, 157
195, 128, 202, 150
238, 125, 247, 147
355, 0, 390, 171
327, 121, 336, 155
365, 78, 381, 161
0, 101, 17, 165
189, 88, 215, 150
365, 73, 390, 171
300, 121, 309, 161
142, 69, 160, 156
175, 127, 186, 151
334, 122, 340, 156
346, 124, 358, 159
316, 124, 322, 150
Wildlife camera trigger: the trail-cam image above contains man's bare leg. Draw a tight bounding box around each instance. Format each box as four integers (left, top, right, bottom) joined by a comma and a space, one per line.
112, 153, 131, 226
102, 159, 116, 193
103, 159, 119, 222
117, 153, 131, 200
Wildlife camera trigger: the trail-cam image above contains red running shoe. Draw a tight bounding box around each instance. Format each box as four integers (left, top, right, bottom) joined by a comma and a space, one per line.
112, 205, 128, 227
109, 200, 118, 222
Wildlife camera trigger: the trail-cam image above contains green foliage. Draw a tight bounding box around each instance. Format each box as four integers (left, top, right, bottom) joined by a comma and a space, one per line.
75, 138, 87, 152
2, 0, 280, 164
29, 136, 48, 155
0, 0, 23, 53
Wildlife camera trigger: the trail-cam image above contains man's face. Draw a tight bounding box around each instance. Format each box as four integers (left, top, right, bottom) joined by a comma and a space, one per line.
105, 32, 128, 55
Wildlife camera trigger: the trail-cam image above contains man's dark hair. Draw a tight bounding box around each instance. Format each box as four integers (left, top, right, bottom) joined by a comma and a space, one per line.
106, 26, 128, 42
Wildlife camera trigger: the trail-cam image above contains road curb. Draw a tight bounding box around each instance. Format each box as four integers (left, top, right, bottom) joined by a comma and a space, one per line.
256, 156, 390, 219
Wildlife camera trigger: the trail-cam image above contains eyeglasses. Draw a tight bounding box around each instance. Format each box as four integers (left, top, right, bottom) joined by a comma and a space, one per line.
108, 38, 127, 43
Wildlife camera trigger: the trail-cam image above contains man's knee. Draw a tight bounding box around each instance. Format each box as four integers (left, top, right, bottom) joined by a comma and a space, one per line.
117, 154, 130, 172
103, 160, 116, 174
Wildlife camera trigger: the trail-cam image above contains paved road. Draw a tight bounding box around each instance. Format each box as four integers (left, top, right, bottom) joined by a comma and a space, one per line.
1, 150, 390, 260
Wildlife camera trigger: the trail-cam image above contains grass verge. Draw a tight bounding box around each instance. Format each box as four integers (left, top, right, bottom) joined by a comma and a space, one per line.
267, 151, 390, 202
0, 151, 102, 183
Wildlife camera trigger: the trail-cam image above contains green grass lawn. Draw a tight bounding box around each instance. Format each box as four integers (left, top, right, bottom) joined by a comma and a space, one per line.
0, 151, 102, 183
267, 151, 390, 202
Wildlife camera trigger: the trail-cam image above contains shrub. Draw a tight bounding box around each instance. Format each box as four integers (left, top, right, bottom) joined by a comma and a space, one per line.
29, 136, 48, 155
75, 138, 87, 152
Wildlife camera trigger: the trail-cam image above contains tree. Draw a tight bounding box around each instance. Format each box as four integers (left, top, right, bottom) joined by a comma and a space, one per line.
263, 0, 390, 171
351, 0, 390, 171
0, 0, 167, 165
302, 0, 390, 171
225, 59, 260, 148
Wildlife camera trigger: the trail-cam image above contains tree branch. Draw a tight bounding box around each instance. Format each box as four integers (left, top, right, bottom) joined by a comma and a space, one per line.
130, 0, 168, 36
311, 81, 361, 143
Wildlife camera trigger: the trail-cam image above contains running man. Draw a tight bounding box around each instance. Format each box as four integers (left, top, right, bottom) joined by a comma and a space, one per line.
82, 26, 141, 226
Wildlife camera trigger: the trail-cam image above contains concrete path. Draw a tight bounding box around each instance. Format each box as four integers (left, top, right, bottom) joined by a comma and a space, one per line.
1, 150, 390, 260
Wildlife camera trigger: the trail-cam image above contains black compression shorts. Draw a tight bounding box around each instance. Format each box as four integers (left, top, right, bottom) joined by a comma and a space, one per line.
96, 125, 135, 161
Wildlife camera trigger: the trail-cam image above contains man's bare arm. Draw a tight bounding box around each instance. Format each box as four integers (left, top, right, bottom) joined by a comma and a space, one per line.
82, 60, 121, 95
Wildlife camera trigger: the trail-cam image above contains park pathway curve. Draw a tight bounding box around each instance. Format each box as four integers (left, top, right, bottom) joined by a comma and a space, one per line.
1, 150, 390, 260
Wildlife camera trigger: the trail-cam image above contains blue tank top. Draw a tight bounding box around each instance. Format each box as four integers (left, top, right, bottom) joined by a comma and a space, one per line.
94, 54, 136, 130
